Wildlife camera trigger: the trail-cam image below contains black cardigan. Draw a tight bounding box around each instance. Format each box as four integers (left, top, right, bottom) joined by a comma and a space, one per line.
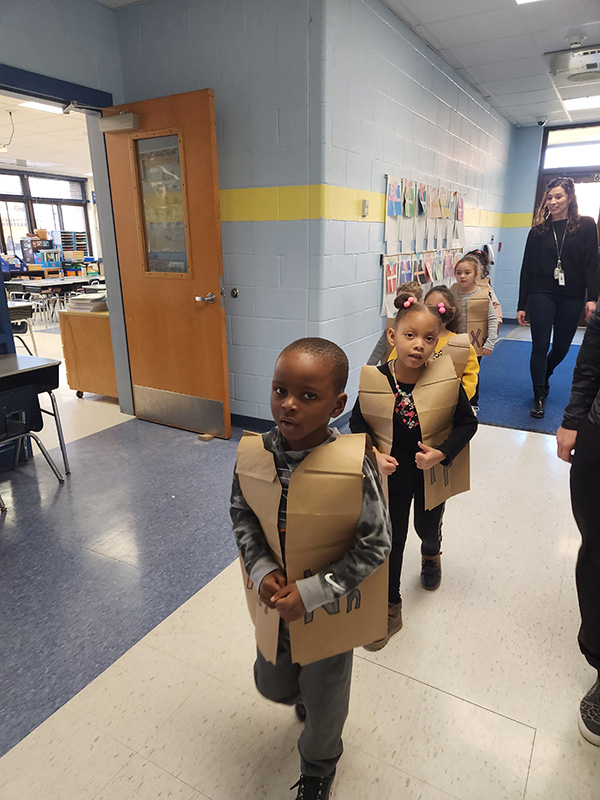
562, 304, 600, 431
517, 216, 599, 312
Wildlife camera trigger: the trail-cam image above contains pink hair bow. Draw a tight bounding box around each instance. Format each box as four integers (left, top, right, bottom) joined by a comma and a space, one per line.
438, 303, 446, 314
403, 296, 416, 308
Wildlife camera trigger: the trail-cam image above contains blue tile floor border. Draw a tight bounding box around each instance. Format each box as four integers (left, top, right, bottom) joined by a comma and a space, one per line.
0, 418, 243, 757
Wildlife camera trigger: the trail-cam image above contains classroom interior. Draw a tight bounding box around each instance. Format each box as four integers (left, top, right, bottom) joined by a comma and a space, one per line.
1, 0, 600, 798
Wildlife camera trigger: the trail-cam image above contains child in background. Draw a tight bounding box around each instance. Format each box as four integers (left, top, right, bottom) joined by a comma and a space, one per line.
387, 284, 479, 402
367, 280, 423, 365
350, 292, 477, 649
231, 338, 391, 799
466, 248, 503, 329
451, 255, 498, 412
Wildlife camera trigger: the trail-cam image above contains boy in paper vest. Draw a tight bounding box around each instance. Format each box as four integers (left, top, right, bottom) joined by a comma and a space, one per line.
231, 338, 391, 799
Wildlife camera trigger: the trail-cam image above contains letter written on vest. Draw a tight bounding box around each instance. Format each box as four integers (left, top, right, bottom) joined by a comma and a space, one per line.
358, 356, 470, 511
236, 432, 388, 666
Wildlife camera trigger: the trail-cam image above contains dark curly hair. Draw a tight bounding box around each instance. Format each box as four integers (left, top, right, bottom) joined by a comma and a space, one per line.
532, 176, 581, 236
424, 285, 461, 333
280, 337, 349, 394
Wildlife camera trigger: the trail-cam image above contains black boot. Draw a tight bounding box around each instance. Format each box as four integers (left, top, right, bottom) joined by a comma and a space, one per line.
530, 386, 546, 418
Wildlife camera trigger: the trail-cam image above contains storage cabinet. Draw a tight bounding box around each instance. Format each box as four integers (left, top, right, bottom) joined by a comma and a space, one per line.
59, 310, 118, 398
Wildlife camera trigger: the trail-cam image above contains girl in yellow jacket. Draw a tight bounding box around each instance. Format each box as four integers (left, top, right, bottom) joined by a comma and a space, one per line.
388, 285, 479, 401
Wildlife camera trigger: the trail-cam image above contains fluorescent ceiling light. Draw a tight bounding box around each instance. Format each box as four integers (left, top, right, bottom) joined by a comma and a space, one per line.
19, 101, 64, 114
515, 0, 545, 4
564, 95, 600, 111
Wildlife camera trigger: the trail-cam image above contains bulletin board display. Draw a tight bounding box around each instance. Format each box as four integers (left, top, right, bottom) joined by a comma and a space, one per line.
381, 176, 467, 316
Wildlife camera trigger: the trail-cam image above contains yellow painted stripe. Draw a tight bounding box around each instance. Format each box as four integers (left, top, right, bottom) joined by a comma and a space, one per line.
219, 184, 532, 228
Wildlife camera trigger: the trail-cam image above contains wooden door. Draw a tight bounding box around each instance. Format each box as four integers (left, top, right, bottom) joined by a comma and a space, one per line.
102, 90, 230, 437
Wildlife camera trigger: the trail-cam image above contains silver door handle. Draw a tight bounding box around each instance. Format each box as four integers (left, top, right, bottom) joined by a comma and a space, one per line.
195, 292, 216, 304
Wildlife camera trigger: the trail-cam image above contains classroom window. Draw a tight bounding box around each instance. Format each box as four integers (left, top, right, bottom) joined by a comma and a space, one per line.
33, 203, 61, 232
0, 174, 23, 195
0, 169, 91, 257
0, 200, 29, 258
27, 176, 84, 201
61, 205, 86, 232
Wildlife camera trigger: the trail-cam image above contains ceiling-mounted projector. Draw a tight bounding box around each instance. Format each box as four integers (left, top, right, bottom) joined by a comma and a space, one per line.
545, 46, 600, 83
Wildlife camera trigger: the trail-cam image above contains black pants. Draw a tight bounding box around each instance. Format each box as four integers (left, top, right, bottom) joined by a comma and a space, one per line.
387, 467, 444, 604
254, 623, 352, 777
527, 292, 583, 388
471, 355, 483, 406
571, 417, 600, 673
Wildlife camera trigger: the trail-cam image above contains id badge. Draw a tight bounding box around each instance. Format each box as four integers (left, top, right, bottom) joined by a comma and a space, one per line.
558, 270, 565, 286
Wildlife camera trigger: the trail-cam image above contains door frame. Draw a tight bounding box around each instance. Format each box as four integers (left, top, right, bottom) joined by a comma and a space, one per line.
0, 64, 134, 414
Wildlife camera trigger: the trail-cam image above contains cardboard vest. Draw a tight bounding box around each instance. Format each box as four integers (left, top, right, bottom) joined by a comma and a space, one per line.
358, 357, 470, 511
451, 283, 490, 356
236, 432, 388, 666
443, 333, 470, 379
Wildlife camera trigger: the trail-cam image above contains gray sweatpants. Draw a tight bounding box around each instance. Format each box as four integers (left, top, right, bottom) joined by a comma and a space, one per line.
254, 623, 353, 777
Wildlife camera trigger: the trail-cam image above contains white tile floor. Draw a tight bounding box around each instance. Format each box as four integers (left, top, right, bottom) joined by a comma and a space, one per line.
2, 326, 598, 799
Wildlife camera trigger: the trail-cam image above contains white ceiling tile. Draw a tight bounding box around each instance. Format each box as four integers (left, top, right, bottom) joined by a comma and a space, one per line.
419, 7, 525, 51
383, 0, 515, 26
530, 22, 600, 55
494, 89, 560, 107
482, 73, 555, 95
517, 1, 600, 34
461, 56, 549, 84
443, 35, 534, 68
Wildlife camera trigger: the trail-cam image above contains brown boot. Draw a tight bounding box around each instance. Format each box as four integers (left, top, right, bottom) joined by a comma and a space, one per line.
421, 552, 442, 591
363, 601, 403, 651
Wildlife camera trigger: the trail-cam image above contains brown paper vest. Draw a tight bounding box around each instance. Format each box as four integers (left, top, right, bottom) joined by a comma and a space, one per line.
451, 284, 490, 356
236, 432, 388, 666
358, 358, 470, 511
443, 333, 470, 379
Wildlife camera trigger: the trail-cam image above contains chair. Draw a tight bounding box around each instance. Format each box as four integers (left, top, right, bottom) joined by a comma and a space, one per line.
0, 384, 64, 511
8, 300, 38, 355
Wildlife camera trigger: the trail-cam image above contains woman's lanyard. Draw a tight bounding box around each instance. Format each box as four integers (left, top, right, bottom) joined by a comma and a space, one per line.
552, 222, 567, 286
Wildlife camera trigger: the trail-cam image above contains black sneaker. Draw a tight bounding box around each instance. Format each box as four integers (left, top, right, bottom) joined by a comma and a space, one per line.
290, 770, 335, 799
578, 678, 600, 746
421, 552, 442, 591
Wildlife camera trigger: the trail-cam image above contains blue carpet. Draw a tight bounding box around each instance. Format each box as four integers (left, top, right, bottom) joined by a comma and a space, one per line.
0, 419, 243, 757
477, 339, 579, 435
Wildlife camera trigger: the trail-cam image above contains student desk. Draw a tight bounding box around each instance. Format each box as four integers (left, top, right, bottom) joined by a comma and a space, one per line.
0, 354, 70, 474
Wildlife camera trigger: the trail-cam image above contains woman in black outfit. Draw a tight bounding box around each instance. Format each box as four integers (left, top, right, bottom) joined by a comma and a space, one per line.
517, 177, 598, 418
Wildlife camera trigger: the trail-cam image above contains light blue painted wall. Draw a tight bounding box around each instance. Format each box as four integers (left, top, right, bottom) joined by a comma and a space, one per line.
494, 126, 544, 316
115, 0, 317, 420
0, 0, 124, 102
316, 0, 513, 399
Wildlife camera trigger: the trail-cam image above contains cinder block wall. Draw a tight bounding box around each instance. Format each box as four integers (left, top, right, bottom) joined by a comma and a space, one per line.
117, 0, 316, 421
494, 126, 544, 317
319, 0, 513, 399
0, 0, 123, 102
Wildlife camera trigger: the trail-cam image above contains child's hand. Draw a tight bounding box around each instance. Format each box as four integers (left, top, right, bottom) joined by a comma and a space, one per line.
271, 582, 306, 622
376, 450, 398, 476
482, 347, 492, 355
415, 442, 445, 470
259, 570, 286, 608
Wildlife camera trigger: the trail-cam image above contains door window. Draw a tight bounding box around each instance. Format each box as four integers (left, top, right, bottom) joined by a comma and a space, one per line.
136, 135, 188, 274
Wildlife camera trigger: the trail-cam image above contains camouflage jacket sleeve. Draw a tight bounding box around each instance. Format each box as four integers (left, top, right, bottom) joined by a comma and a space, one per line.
230, 468, 280, 592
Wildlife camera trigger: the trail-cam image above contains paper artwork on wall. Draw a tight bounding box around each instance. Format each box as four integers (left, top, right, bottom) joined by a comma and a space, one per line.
382, 176, 468, 314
